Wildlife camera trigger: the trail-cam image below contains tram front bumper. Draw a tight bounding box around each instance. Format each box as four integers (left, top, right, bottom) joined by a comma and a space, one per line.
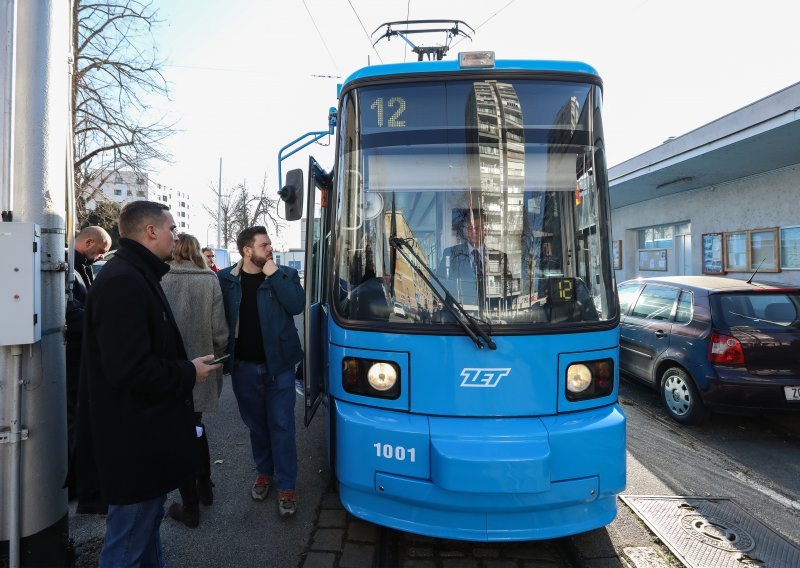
334, 400, 626, 541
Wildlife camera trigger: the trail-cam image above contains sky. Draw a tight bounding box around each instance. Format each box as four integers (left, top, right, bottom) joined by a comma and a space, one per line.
147, 0, 800, 250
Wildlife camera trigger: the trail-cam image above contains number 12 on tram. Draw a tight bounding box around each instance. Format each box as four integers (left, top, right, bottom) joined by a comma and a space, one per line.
280, 52, 625, 542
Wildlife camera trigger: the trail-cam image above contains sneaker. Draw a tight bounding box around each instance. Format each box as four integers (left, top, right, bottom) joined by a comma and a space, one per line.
278, 490, 296, 517
295, 379, 304, 397
251, 475, 272, 501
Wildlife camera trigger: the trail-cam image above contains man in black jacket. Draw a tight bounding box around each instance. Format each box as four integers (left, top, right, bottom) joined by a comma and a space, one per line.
78, 200, 221, 566
65, 225, 110, 510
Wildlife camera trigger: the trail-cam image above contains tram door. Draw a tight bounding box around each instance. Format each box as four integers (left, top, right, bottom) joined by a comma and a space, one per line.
302, 157, 330, 426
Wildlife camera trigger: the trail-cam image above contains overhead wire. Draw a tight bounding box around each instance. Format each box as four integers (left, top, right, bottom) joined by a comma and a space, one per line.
403, 0, 410, 62
346, 0, 384, 64
302, 0, 340, 73
451, 0, 517, 49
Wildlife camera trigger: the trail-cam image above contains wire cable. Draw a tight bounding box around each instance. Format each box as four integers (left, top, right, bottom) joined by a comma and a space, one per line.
403, 0, 411, 62
302, 0, 340, 73
451, 0, 517, 48
346, 0, 384, 64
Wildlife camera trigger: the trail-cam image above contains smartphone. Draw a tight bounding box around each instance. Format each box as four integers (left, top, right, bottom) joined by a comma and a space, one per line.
210, 353, 230, 364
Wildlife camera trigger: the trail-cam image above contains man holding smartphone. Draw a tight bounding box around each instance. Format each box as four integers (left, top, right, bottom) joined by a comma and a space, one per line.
78, 201, 221, 565
217, 226, 305, 517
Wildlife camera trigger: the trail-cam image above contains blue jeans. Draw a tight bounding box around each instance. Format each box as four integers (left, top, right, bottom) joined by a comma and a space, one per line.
100, 495, 166, 568
231, 362, 297, 491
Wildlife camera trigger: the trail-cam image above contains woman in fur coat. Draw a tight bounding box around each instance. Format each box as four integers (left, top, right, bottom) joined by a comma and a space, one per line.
162, 233, 229, 527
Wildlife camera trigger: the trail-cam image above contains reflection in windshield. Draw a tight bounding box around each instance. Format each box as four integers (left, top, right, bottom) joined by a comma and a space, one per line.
334, 79, 615, 327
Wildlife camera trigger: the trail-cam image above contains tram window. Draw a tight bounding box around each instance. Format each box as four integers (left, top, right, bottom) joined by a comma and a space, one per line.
333, 80, 616, 328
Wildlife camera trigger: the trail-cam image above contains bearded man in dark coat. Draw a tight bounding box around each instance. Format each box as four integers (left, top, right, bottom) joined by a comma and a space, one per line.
77, 200, 221, 567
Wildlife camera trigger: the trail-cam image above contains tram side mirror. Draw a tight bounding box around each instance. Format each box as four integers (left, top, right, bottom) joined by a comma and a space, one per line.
279, 169, 304, 221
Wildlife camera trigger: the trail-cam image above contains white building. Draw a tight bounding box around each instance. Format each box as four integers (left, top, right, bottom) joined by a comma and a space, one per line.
86, 170, 192, 231
274, 248, 304, 274
609, 82, 800, 286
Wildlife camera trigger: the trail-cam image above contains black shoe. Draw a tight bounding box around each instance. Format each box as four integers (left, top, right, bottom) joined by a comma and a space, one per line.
197, 478, 214, 506
76, 501, 108, 515
167, 502, 199, 528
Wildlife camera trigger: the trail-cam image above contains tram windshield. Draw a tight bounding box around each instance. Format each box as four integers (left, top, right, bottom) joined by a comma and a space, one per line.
333, 79, 616, 328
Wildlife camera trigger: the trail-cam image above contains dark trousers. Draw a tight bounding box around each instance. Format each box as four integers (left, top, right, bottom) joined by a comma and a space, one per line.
176, 412, 211, 506
67, 348, 103, 506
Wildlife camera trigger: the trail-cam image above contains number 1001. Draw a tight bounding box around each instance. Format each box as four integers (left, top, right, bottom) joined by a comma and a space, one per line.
373, 442, 416, 462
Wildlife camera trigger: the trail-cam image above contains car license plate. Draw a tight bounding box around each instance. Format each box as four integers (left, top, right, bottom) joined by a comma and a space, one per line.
785, 386, 800, 402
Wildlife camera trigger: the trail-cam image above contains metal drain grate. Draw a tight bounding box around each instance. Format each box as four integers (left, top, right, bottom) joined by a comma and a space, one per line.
620, 496, 800, 568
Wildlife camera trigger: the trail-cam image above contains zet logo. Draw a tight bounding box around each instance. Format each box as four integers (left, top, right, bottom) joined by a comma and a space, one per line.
459, 368, 511, 388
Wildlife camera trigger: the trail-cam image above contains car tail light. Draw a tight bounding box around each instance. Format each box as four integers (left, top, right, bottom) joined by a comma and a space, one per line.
708, 332, 745, 365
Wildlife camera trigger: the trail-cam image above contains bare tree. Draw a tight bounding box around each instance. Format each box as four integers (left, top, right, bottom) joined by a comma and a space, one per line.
72, 0, 174, 223
202, 183, 237, 249
203, 174, 285, 249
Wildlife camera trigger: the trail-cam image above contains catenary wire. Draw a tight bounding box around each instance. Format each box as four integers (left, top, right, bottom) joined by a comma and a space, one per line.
451, 0, 517, 48
346, 0, 384, 64
403, 0, 410, 62
302, 0, 340, 73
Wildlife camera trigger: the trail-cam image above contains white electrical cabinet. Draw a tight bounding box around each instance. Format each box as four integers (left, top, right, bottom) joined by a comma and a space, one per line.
0, 222, 41, 345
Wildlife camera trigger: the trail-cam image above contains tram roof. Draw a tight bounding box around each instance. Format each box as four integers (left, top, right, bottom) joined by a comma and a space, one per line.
341, 58, 600, 89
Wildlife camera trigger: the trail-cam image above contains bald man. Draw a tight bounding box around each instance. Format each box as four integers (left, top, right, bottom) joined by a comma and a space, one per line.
66, 225, 111, 511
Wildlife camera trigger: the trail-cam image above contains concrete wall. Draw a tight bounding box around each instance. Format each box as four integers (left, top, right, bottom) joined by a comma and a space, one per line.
612, 163, 800, 286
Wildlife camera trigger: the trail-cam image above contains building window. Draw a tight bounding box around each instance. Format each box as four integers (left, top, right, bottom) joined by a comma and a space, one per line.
127, 190, 132, 196
136, 177, 145, 185
137, 189, 145, 197
781, 226, 800, 270
115, 175, 123, 184
724, 228, 780, 273
637, 221, 690, 250
114, 189, 122, 196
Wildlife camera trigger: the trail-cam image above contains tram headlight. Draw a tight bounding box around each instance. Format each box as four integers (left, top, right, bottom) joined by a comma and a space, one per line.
566, 364, 592, 393
367, 362, 397, 391
342, 357, 401, 399
565, 359, 615, 402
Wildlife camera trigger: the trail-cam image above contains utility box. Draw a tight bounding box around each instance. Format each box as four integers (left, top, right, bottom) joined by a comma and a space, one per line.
0, 222, 41, 345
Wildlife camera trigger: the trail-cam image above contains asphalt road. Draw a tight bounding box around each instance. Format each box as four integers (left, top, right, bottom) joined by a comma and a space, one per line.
618, 378, 800, 546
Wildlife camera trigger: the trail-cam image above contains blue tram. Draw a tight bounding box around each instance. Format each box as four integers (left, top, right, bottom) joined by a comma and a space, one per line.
280, 51, 625, 541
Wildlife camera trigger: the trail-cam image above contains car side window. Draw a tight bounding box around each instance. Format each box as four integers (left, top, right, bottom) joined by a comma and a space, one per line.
630, 285, 679, 321
617, 283, 642, 316
675, 291, 693, 323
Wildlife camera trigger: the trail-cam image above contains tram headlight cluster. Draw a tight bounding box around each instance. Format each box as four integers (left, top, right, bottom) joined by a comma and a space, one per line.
565, 358, 614, 401
342, 357, 401, 399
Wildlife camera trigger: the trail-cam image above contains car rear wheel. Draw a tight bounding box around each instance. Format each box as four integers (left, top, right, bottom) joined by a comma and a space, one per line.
660, 367, 708, 425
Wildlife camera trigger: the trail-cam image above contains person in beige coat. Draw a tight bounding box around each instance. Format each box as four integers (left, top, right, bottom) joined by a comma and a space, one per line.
161, 233, 229, 528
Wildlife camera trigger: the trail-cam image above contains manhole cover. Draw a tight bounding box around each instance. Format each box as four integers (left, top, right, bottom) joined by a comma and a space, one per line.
620, 496, 800, 568
679, 514, 754, 552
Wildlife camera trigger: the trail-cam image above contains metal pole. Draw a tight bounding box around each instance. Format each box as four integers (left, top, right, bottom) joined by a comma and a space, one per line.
1, 0, 17, 218
217, 157, 221, 248
6, 344, 23, 568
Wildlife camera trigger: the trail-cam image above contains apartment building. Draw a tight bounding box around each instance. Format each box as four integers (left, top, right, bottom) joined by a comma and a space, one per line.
85, 170, 192, 231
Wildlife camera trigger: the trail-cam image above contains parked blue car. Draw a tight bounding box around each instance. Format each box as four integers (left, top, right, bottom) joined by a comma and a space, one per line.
617, 276, 800, 424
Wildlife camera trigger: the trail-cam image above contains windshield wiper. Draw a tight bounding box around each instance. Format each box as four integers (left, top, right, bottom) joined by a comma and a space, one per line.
389, 236, 496, 350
